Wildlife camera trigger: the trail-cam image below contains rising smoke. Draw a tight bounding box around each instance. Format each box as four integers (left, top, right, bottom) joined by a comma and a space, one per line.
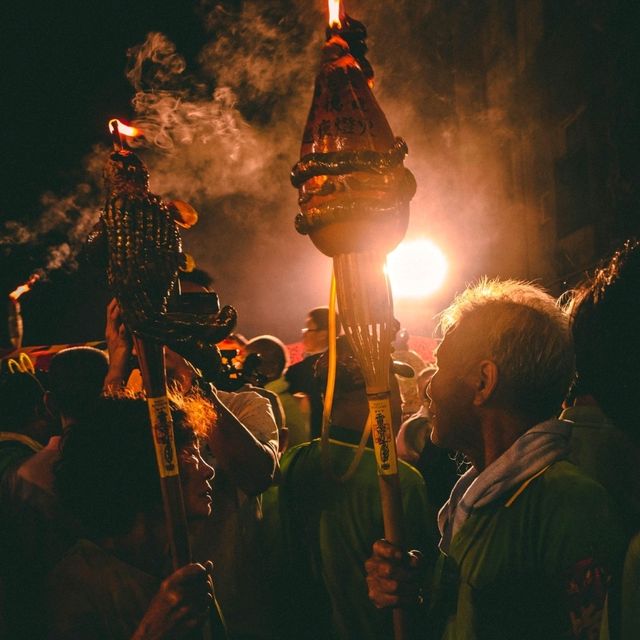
0, 147, 108, 274
1, 0, 525, 341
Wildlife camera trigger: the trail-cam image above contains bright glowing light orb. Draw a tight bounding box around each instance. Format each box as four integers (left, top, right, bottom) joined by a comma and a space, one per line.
386, 238, 448, 299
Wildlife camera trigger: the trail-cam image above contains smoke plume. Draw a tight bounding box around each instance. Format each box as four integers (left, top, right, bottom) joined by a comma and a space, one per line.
1, 0, 533, 341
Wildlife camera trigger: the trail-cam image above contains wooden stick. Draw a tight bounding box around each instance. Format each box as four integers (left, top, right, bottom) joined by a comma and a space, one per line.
334, 252, 409, 640
133, 338, 213, 640
132, 336, 191, 569
367, 393, 408, 640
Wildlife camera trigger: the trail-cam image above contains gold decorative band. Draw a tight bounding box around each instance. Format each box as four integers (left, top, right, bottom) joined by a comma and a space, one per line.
368, 397, 398, 475
147, 396, 179, 478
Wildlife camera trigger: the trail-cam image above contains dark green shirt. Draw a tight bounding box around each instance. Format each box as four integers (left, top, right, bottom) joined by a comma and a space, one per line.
429, 461, 627, 640
263, 427, 437, 640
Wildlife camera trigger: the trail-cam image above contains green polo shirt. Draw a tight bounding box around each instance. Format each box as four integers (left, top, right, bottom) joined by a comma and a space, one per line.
263, 426, 437, 640
428, 461, 627, 640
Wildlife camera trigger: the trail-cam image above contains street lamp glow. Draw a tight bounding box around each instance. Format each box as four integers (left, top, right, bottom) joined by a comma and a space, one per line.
386, 238, 448, 299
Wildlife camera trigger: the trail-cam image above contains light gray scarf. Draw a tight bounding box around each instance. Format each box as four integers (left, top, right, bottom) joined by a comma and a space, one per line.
438, 419, 571, 553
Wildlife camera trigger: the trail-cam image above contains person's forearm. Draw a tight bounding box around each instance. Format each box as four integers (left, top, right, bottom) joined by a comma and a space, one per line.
103, 352, 131, 394
103, 299, 133, 394
208, 399, 278, 495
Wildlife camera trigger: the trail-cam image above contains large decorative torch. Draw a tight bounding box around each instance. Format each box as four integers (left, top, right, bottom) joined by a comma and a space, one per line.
291, 2, 416, 637
88, 119, 237, 580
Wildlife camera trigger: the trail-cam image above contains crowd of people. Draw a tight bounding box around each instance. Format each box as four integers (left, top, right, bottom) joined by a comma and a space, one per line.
1, 238, 639, 639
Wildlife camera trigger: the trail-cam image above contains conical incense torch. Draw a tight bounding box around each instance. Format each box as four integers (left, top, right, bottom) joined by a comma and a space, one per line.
8, 274, 40, 350
291, 2, 416, 637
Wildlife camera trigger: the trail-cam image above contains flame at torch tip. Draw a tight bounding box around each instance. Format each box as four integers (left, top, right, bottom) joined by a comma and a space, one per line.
9, 273, 41, 302
328, 0, 342, 28
108, 118, 142, 139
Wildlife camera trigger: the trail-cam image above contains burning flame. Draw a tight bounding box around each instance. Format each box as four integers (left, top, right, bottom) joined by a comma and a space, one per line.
108, 119, 141, 139
328, 0, 342, 29
9, 274, 40, 302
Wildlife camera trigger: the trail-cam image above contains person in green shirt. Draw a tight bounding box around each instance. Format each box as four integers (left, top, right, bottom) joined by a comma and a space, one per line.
262, 337, 437, 640
366, 279, 626, 639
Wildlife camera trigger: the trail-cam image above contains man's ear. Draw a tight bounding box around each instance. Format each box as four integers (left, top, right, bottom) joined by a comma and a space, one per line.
471, 360, 498, 406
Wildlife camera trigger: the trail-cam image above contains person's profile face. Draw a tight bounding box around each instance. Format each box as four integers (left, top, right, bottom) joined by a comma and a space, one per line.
427, 330, 475, 449
179, 441, 215, 520
302, 316, 327, 354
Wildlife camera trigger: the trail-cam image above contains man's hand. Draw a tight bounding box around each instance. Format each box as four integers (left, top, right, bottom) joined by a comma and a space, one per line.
105, 298, 132, 359
103, 298, 133, 393
133, 562, 214, 640
365, 539, 425, 609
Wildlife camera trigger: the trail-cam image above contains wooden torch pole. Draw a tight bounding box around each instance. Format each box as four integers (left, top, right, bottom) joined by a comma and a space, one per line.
368, 394, 407, 640
132, 336, 191, 569
133, 338, 214, 640
333, 251, 408, 640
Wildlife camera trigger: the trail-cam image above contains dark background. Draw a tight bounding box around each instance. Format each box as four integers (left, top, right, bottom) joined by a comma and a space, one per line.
1, 0, 639, 349
0, 1, 209, 346
1, 1, 206, 217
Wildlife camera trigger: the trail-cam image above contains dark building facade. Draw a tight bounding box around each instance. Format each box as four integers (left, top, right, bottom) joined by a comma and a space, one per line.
417, 0, 639, 291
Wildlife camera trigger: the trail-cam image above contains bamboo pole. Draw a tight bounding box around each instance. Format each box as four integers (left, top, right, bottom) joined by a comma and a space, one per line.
333, 251, 408, 640
133, 338, 213, 640
132, 336, 191, 569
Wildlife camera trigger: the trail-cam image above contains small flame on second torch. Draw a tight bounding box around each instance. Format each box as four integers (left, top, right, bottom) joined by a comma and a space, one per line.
9, 274, 40, 302
109, 119, 141, 139
109, 119, 143, 151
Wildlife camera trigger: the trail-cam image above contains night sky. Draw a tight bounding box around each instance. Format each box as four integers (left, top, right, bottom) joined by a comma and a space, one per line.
1, 1, 208, 216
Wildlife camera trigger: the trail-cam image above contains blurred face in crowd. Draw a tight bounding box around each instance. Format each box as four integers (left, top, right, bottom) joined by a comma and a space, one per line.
302, 315, 328, 355
427, 327, 478, 450
417, 368, 436, 413
179, 441, 215, 520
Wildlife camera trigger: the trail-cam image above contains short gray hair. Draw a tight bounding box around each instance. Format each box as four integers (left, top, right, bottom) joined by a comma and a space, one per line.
439, 279, 575, 421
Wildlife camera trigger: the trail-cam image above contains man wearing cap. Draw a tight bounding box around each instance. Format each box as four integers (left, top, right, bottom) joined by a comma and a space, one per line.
263, 337, 436, 640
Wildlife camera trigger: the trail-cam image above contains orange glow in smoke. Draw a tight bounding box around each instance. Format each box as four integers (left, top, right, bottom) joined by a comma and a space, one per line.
9, 274, 40, 302
108, 119, 141, 139
328, 0, 342, 28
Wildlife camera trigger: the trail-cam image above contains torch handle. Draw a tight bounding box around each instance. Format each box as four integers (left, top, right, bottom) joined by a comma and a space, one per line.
132, 336, 192, 570
366, 393, 410, 640
377, 473, 404, 546
378, 474, 409, 640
